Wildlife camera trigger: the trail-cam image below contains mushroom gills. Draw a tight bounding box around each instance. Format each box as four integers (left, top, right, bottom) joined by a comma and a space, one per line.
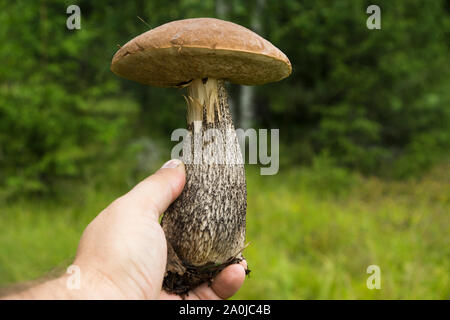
161, 78, 247, 295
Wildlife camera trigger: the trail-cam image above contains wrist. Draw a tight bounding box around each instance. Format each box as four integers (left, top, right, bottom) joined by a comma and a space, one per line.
1, 264, 126, 300
62, 263, 128, 299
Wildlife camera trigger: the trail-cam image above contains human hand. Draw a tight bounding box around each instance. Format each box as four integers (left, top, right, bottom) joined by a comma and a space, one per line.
73, 159, 247, 300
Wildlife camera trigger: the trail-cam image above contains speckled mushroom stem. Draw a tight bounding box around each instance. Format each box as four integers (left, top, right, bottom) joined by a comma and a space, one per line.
161, 78, 247, 293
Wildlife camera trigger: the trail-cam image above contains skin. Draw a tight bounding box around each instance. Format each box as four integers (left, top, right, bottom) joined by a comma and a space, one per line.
1, 159, 247, 300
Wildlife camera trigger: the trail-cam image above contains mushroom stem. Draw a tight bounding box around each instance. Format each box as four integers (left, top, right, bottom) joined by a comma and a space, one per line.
161, 78, 247, 294
184, 78, 221, 132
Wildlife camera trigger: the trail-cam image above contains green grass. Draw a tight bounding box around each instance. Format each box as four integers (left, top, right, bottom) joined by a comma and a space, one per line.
0, 161, 449, 299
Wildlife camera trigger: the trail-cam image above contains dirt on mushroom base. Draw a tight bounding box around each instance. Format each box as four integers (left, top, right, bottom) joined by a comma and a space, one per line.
163, 255, 251, 297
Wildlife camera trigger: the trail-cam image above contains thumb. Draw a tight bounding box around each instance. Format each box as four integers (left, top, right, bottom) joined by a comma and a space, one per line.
117, 159, 186, 221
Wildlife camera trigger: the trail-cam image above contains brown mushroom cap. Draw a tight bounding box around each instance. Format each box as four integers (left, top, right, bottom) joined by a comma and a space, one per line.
111, 18, 291, 87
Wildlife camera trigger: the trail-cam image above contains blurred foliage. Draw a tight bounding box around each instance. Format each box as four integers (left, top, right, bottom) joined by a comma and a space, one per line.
238, 161, 449, 299
260, 0, 450, 176
0, 0, 449, 196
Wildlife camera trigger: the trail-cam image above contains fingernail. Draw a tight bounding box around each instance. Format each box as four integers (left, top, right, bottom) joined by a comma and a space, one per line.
161, 159, 183, 169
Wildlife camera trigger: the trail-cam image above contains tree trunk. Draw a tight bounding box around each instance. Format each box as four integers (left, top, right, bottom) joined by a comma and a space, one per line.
239, 0, 266, 129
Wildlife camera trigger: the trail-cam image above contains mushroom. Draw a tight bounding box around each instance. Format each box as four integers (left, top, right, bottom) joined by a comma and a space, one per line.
111, 17, 291, 295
